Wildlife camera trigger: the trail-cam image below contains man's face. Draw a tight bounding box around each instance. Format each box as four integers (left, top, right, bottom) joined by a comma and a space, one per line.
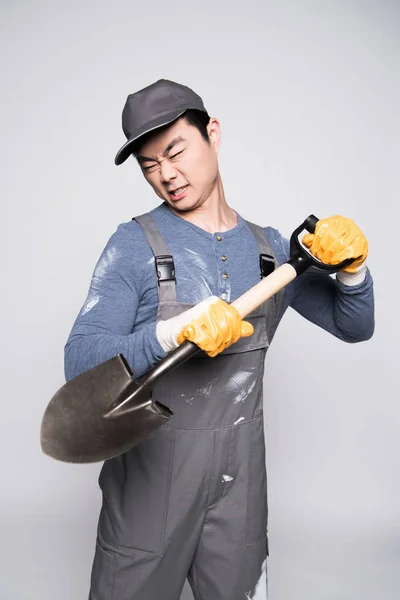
135, 117, 221, 212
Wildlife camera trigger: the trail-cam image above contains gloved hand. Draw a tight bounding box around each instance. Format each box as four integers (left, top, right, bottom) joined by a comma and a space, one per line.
156, 295, 254, 357
302, 215, 368, 273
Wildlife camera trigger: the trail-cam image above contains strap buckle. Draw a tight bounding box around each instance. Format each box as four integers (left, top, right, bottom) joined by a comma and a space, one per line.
260, 253, 275, 278
155, 255, 175, 283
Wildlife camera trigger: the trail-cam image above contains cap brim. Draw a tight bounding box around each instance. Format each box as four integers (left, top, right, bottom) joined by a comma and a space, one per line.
114, 109, 187, 165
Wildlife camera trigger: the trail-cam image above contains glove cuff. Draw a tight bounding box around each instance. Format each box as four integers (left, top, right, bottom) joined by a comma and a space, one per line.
156, 295, 220, 353
336, 260, 367, 286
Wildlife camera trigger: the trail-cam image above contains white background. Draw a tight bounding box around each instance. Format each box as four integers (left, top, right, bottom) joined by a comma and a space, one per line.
1, 1, 399, 598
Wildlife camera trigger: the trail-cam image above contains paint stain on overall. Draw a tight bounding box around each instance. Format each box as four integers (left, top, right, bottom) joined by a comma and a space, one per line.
180, 393, 194, 406
221, 474, 234, 483
179, 380, 215, 406
225, 369, 257, 404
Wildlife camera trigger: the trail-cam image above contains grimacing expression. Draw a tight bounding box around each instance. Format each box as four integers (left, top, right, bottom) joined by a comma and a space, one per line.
135, 117, 221, 212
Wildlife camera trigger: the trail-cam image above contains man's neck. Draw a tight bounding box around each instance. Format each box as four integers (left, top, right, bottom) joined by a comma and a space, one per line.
167, 176, 238, 234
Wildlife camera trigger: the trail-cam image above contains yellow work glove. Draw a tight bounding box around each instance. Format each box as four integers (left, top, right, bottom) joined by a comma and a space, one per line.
302, 215, 368, 273
177, 297, 254, 357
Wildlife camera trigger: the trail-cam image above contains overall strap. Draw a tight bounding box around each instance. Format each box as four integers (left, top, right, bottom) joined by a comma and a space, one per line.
133, 213, 177, 303
246, 221, 275, 278
245, 220, 285, 342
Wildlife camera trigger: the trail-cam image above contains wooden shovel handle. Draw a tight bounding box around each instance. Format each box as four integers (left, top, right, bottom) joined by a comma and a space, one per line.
231, 263, 297, 318
137, 262, 299, 389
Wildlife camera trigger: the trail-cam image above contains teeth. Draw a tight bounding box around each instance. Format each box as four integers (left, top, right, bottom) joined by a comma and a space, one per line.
171, 186, 186, 195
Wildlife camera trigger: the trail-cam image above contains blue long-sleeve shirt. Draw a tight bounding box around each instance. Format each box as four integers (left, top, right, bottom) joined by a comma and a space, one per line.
64, 203, 374, 381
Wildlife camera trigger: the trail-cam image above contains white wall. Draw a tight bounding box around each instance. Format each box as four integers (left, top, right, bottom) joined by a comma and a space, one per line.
1, 1, 399, 598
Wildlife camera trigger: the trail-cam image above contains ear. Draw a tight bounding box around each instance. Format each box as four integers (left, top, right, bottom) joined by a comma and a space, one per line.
207, 118, 221, 152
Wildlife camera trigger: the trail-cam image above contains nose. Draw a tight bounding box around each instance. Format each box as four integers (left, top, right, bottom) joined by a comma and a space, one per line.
159, 159, 177, 183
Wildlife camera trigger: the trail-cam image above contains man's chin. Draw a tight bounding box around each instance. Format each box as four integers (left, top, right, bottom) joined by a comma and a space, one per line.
165, 197, 196, 212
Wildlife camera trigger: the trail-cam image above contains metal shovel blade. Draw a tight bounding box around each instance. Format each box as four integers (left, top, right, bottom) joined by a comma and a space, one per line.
40, 355, 172, 463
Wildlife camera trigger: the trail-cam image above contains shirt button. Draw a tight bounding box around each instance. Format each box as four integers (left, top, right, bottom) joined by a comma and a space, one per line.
222, 272, 228, 279
221, 255, 227, 261
220, 293, 227, 300
216, 235, 222, 241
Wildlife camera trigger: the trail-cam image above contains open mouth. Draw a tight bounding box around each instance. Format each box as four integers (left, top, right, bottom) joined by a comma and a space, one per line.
169, 185, 189, 200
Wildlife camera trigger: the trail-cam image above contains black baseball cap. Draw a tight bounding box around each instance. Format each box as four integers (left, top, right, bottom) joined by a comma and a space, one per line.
114, 79, 208, 165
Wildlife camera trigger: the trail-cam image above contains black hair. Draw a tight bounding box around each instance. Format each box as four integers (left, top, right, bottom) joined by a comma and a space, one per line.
131, 109, 210, 156
183, 109, 211, 143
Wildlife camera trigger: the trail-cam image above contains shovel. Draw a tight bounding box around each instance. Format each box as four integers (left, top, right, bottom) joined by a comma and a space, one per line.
41, 214, 355, 463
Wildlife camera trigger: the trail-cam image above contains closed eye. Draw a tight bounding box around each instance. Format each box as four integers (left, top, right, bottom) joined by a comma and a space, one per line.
170, 150, 184, 159
141, 149, 184, 171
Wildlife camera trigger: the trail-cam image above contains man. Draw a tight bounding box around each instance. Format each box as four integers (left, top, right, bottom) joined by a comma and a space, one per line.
64, 79, 374, 600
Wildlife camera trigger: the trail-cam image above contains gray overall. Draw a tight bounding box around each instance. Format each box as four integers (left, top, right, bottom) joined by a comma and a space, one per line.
89, 214, 284, 600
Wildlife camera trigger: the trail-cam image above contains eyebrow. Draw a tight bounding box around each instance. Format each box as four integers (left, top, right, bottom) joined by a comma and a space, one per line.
136, 136, 186, 164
